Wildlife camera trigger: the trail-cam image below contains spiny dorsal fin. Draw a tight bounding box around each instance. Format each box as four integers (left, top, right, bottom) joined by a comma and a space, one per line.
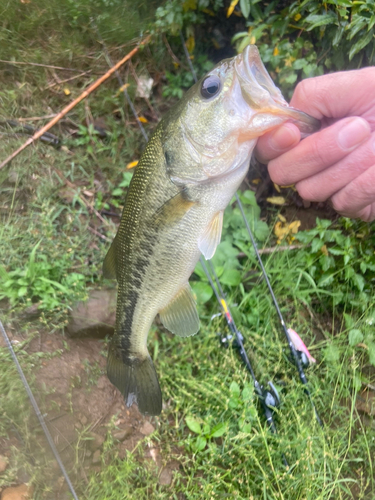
103, 236, 117, 280
159, 284, 200, 337
198, 211, 223, 260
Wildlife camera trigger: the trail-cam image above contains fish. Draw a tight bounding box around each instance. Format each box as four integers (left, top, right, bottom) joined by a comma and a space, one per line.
103, 45, 320, 415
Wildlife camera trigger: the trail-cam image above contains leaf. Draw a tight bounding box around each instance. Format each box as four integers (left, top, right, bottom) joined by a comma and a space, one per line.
194, 435, 207, 452
191, 281, 213, 304
349, 29, 374, 60
324, 344, 340, 363
349, 329, 364, 346
266, 196, 285, 205
17, 286, 28, 297
227, 0, 239, 18
229, 381, 240, 396
305, 12, 337, 31
185, 417, 202, 435
351, 273, 365, 292
210, 422, 228, 438
220, 268, 241, 287
240, 0, 251, 18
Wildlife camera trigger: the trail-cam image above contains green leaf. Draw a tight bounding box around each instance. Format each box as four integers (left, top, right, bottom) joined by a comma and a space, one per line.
348, 329, 363, 346
191, 281, 213, 304
349, 29, 374, 60
194, 435, 207, 452
305, 13, 337, 31
351, 273, 365, 292
368, 342, 375, 366
210, 422, 228, 438
17, 286, 28, 297
111, 188, 123, 197
240, 0, 251, 18
220, 268, 241, 287
185, 416, 202, 435
324, 344, 340, 363
230, 381, 240, 396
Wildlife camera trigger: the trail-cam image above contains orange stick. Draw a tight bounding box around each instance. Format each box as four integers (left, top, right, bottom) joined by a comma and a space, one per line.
0, 36, 150, 171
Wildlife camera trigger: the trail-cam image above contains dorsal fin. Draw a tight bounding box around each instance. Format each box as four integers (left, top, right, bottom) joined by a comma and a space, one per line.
103, 237, 117, 280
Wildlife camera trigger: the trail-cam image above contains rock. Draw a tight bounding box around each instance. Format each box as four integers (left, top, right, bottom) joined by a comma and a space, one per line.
112, 427, 133, 442
80, 415, 88, 426
0, 456, 8, 473
1, 484, 33, 500
159, 467, 173, 486
92, 450, 101, 465
88, 432, 105, 450
66, 289, 117, 338
140, 421, 155, 436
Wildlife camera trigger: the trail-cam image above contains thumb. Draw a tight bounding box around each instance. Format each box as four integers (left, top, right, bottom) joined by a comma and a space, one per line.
255, 123, 301, 164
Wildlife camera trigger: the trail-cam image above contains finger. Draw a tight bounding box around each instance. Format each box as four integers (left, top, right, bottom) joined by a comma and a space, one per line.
331, 160, 375, 220
255, 123, 300, 163
295, 131, 375, 202
290, 67, 375, 127
268, 117, 371, 186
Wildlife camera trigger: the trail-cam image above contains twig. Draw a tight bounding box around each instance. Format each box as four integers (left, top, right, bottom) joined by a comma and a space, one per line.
44, 70, 92, 90
17, 114, 57, 122
129, 60, 159, 121
88, 226, 110, 241
53, 168, 107, 225
0, 59, 91, 72
162, 34, 183, 66
237, 244, 305, 258
0, 37, 150, 171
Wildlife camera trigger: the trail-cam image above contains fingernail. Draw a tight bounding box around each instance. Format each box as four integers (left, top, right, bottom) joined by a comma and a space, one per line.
269, 124, 299, 151
337, 117, 370, 151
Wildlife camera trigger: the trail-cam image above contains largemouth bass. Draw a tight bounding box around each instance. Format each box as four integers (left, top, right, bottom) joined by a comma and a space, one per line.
103, 45, 320, 415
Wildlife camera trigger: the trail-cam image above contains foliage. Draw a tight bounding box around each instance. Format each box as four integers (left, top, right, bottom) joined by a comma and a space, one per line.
294, 217, 375, 311
156, 0, 375, 96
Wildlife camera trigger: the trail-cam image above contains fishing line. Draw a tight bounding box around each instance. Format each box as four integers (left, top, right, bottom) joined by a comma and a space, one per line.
179, 31, 323, 427
0, 320, 80, 500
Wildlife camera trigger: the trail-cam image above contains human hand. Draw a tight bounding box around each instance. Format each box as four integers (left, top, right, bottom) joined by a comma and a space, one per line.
255, 67, 375, 221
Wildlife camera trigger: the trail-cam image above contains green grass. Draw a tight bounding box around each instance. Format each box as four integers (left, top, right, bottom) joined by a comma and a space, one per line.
1, 4, 375, 499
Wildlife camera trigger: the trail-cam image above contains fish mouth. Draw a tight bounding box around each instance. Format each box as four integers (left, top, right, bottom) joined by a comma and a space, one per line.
235, 45, 320, 136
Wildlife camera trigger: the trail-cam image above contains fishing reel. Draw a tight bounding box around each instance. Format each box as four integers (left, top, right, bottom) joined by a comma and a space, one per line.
296, 350, 310, 369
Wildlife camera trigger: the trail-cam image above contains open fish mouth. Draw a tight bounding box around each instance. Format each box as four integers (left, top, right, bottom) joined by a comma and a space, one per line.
235, 45, 321, 136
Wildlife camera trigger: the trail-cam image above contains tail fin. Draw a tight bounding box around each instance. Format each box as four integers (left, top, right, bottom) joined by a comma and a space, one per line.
107, 344, 162, 416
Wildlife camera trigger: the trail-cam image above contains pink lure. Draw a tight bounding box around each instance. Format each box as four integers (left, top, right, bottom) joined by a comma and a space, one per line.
287, 328, 316, 364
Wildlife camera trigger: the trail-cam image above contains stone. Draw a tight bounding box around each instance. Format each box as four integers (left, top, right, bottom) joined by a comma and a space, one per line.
159, 467, 173, 486
1, 484, 33, 500
88, 432, 105, 450
112, 427, 133, 442
66, 289, 117, 338
0, 456, 8, 473
92, 450, 101, 465
139, 421, 155, 436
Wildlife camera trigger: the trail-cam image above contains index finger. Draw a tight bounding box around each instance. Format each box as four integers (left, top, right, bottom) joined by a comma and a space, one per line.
290, 67, 375, 127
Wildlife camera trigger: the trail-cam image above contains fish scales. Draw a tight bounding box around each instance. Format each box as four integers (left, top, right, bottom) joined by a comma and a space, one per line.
104, 45, 320, 415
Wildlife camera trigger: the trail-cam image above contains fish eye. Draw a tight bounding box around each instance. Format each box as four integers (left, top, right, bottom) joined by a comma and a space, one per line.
200, 75, 221, 99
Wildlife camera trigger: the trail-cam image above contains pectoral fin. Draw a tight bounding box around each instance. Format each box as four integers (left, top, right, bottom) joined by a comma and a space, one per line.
159, 284, 200, 337
153, 190, 195, 226
103, 237, 117, 280
198, 211, 223, 260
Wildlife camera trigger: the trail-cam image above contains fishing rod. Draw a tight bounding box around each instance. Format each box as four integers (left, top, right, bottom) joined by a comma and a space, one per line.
179, 31, 323, 428
0, 320, 80, 500
200, 259, 289, 467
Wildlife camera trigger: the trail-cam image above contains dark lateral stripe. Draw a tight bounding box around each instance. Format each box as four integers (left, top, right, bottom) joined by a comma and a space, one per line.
118, 231, 158, 360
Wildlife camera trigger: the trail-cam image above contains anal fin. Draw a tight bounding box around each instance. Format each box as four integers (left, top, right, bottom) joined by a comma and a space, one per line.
198, 211, 223, 260
159, 284, 200, 337
103, 236, 117, 280
107, 341, 162, 416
